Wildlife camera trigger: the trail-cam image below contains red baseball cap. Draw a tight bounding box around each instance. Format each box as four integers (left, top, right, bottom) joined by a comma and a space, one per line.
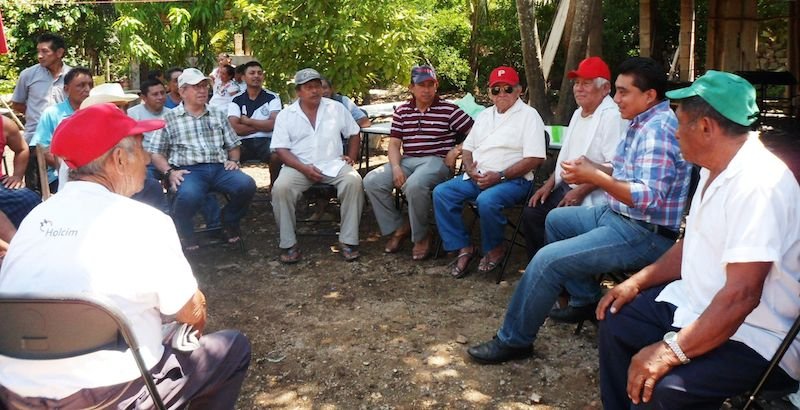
488, 66, 520, 87
567, 56, 611, 81
51, 103, 165, 169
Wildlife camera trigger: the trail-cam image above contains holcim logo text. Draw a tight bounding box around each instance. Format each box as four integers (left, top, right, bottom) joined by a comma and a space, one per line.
40, 219, 78, 238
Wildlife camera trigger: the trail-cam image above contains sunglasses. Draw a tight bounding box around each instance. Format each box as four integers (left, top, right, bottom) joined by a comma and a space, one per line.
490, 85, 515, 96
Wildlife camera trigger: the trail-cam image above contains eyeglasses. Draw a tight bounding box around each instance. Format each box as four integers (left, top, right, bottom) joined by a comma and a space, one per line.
490, 85, 514, 96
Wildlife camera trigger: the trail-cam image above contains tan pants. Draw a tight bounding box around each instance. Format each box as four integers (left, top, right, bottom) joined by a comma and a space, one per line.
271, 165, 364, 249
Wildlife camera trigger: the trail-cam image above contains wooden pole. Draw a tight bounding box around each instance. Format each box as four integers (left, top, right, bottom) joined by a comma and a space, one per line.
679, 0, 696, 81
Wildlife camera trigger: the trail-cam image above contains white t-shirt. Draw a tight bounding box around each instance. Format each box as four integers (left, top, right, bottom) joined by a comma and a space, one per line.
127, 103, 167, 142
656, 136, 800, 380
462, 98, 546, 180
271, 98, 360, 177
555, 96, 627, 205
0, 181, 198, 398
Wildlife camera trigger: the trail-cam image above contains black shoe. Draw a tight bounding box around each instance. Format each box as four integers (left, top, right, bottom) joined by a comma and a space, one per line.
467, 338, 533, 365
548, 303, 598, 324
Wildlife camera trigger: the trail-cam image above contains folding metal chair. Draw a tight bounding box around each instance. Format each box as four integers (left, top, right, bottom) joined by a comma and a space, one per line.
741, 309, 800, 409
0, 293, 166, 409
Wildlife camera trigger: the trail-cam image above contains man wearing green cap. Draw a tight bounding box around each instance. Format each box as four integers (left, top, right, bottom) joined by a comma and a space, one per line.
597, 70, 800, 408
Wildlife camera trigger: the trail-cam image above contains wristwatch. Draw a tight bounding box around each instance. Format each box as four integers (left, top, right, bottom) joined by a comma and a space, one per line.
498, 171, 507, 182
663, 331, 690, 364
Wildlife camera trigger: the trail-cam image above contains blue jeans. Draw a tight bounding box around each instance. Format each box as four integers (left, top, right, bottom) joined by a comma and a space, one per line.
433, 176, 531, 253
496, 205, 675, 347
599, 285, 797, 409
131, 176, 168, 213
170, 163, 256, 238
149, 164, 220, 225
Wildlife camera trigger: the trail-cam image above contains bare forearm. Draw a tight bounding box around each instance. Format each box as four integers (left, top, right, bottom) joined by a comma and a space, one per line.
275, 148, 308, 171
504, 157, 542, 180
246, 118, 276, 132
347, 134, 360, 161
176, 290, 207, 332
11, 102, 26, 115
12, 152, 29, 178
151, 153, 172, 174
674, 262, 770, 359
387, 139, 403, 168
227, 146, 241, 162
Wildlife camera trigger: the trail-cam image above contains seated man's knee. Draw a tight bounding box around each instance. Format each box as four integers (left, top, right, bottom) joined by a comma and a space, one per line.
475, 192, 502, 215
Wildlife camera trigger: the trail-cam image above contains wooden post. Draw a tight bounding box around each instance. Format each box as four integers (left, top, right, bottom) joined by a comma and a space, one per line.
679, 0, 695, 81
706, 0, 718, 69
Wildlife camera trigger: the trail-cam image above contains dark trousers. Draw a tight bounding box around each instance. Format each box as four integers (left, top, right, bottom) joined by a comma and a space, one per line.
520, 182, 570, 259
0, 330, 251, 410
598, 284, 798, 409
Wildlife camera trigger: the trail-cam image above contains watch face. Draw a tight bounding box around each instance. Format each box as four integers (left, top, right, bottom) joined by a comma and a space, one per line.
664, 331, 676, 341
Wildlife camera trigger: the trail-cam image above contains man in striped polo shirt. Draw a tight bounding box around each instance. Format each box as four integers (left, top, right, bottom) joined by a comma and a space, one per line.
364, 65, 473, 260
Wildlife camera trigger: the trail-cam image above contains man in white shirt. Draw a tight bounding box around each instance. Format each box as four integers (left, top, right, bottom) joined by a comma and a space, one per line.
271, 68, 363, 263
0, 103, 250, 408
597, 70, 800, 409
432, 66, 546, 279
521, 57, 627, 323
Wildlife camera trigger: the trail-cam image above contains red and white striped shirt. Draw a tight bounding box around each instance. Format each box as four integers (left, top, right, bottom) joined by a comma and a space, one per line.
390, 96, 473, 158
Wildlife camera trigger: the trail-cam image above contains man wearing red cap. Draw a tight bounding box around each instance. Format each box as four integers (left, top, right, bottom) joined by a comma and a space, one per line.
520, 56, 628, 322
0, 103, 251, 408
432, 66, 547, 278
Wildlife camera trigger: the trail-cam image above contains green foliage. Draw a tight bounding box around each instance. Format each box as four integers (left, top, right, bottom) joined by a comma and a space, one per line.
0, 1, 118, 81
473, 0, 523, 87
419, 5, 471, 89
232, 0, 425, 100
113, 0, 229, 72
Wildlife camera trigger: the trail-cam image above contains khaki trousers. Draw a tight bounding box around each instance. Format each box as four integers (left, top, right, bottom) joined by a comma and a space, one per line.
271, 164, 364, 249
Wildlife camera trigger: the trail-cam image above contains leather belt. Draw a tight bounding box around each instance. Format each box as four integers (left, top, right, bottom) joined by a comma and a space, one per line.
618, 213, 680, 241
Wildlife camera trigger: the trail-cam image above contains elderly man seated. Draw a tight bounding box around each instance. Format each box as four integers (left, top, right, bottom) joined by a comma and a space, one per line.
597, 71, 800, 409
432, 66, 546, 278
271, 68, 363, 263
146, 68, 257, 251
0, 104, 250, 408
364, 65, 473, 260
520, 57, 627, 322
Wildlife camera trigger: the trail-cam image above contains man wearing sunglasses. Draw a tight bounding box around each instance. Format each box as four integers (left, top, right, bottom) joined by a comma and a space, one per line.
432, 66, 547, 279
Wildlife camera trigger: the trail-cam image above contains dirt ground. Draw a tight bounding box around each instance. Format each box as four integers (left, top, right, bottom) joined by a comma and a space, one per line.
189, 145, 606, 409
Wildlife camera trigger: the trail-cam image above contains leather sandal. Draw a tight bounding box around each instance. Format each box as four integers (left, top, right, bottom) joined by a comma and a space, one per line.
222, 225, 242, 245
448, 246, 476, 279
279, 246, 302, 264
478, 253, 504, 273
340, 243, 360, 262
411, 233, 432, 261
181, 236, 200, 254
384, 224, 410, 253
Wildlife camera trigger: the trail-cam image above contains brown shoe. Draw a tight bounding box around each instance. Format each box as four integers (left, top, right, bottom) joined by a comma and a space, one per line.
384, 223, 411, 253
412, 232, 432, 261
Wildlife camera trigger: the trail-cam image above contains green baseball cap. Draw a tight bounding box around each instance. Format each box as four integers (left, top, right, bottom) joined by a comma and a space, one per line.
666, 70, 760, 126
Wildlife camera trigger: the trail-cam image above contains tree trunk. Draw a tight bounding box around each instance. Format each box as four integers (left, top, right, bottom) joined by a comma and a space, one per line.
516, 0, 553, 123
587, 0, 603, 57
554, 0, 596, 124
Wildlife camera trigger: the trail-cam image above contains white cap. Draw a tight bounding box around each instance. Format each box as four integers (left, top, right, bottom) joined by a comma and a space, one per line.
178, 68, 210, 88
294, 68, 321, 85
80, 83, 139, 109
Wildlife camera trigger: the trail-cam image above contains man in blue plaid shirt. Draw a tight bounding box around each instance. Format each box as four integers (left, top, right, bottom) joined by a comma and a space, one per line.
147, 68, 256, 251
468, 57, 692, 364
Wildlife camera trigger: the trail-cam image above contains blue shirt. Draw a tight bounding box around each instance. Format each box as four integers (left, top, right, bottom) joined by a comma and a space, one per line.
607, 100, 691, 230
31, 100, 76, 183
